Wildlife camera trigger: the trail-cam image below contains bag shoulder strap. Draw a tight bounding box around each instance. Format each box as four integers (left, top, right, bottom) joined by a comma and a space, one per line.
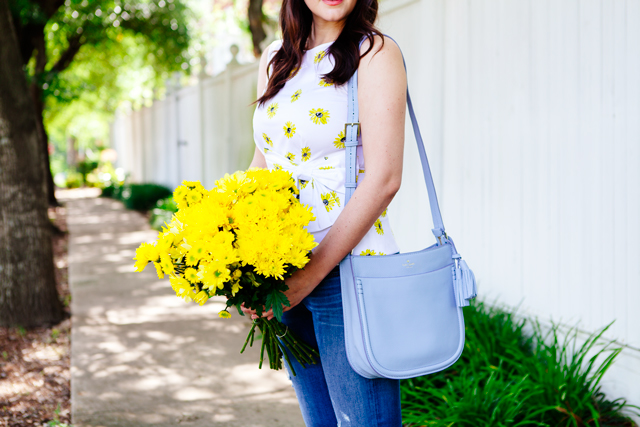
344, 34, 447, 243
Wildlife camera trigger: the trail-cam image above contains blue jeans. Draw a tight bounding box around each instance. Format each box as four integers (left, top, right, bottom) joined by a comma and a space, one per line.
280, 266, 402, 426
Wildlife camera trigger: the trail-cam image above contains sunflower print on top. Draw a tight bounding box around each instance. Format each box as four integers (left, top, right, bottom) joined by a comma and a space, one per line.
252, 39, 400, 258
334, 130, 346, 149
318, 78, 334, 87
374, 219, 384, 235
266, 102, 278, 118
283, 121, 296, 138
285, 152, 296, 162
321, 191, 340, 212
309, 108, 330, 125
301, 147, 311, 162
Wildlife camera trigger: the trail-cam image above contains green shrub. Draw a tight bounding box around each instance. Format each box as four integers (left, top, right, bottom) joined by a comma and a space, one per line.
64, 171, 84, 188
149, 196, 178, 230
401, 301, 639, 427
101, 184, 118, 198
101, 183, 125, 199
119, 183, 172, 211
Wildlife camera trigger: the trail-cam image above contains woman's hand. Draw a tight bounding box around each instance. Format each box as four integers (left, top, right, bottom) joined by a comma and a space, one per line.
240, 268, 318, 320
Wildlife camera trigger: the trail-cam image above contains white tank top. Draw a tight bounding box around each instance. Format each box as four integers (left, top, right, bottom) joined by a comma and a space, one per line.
252, 39, 400, 256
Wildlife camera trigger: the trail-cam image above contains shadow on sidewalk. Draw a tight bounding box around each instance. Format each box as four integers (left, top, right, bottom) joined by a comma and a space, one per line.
64, 190, 303, 427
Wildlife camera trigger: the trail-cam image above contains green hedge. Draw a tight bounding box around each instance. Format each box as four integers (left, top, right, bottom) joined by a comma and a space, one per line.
401, 301, 639, 426
101, 183, 172, 212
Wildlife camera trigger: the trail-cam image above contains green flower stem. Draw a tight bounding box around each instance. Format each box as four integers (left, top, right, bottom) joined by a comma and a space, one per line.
258, 323, 266, 369
265, 320, 282, 370
279, 324, 318, 363
264, 322, 274, 370
272, 320, 315, 366
275, 336, 297, 377
242, 318, 318, 372
269, 320, 306, 364
240, 322, 257, 354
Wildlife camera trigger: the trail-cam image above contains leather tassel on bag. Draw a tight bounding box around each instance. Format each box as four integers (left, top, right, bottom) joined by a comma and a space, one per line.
453, 257, 477, 307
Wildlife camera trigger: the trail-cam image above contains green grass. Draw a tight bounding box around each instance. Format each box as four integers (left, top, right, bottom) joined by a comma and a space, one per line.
401, 301, 639, 427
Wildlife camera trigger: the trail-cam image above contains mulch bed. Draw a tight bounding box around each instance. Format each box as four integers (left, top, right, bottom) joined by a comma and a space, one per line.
0, 203, 72, 426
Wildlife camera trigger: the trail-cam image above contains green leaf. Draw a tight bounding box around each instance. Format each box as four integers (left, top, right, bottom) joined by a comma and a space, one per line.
235, 303, 244, 316
265, 290, 290, 322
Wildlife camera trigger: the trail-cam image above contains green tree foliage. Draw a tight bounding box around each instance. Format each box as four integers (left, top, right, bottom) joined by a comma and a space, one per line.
9, 0, 192, 204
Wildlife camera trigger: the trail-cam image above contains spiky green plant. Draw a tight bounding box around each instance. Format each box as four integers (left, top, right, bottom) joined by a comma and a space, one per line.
401, 301, 639, 427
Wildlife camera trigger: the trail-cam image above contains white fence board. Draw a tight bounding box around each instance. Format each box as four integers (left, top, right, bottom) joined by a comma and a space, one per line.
110, 0, 640, 407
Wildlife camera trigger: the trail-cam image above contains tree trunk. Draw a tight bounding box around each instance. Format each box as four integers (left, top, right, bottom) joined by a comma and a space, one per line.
28, 24, 59, 207
248, 0, 266, 58
0, 0, 64, 328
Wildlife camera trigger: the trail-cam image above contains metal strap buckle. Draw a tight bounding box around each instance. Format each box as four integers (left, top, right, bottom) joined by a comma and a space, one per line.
344, 122, 361, 138
437, 232, 449, 246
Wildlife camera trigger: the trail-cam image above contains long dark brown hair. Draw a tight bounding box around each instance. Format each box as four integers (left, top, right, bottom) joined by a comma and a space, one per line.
255, 0, 384, 107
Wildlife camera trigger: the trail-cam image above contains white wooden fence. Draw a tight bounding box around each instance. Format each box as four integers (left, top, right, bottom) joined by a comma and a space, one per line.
111, 0, 640, 408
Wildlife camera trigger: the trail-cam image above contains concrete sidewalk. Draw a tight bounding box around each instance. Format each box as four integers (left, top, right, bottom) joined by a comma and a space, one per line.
66, 190, 304, 426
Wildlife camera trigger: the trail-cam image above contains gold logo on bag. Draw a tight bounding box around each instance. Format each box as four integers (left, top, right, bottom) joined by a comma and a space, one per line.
403, 260, 414, 268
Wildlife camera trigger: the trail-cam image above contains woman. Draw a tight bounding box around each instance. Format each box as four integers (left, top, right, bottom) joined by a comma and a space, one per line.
241, 0, 407, 423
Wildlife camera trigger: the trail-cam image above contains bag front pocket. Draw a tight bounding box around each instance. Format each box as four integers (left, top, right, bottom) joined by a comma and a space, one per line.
355, 264, 465, 375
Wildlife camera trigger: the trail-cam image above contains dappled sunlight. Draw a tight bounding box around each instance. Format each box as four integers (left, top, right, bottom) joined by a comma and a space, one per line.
68, 195, 304, 426
173, 387, 218, 401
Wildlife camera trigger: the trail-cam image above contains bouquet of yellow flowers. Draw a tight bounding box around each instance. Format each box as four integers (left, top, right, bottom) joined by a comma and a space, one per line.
132, 169, 319, 374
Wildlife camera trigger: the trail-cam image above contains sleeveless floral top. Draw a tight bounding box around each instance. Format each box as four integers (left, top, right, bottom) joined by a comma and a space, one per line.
252, 39, 400, 256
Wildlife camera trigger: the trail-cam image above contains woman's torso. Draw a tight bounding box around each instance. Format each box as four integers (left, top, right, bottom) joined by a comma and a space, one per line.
252, 39, 399, 256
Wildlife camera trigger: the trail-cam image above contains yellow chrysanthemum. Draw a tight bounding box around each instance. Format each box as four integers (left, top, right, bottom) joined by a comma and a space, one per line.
160, 253, 174, 275
170, 275, 196, 302
184, 267, 199, 283
301, 147, 311, 162
266, 102, 278, 118
333, 131, 346, 149
309, 108, 330, 125
133, 242, 159, 272
291, 89, 301, 102
133, 173, 319, 307
173, 186, 189, 209
154, 262, 164, 279
219, 310, 232, 319
231, 281, 242, 296
194, 291, 209, 306
283, 122, 296, 138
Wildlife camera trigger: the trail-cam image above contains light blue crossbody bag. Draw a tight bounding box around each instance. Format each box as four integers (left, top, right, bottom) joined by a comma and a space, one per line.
339, 35, 478, 379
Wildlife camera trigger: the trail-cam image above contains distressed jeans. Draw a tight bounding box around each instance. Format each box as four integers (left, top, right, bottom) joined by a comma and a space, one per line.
280, 266, 402, 427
